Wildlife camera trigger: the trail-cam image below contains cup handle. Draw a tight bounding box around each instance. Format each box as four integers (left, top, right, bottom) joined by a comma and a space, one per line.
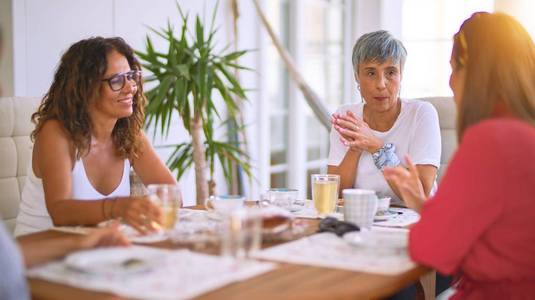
204, 195, 215, 211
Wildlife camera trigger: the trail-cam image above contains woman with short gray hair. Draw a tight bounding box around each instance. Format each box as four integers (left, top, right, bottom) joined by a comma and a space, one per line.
327, 30, 441, 205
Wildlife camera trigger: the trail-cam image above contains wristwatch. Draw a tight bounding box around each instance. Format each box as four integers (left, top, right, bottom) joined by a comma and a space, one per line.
372, 143, 401, 170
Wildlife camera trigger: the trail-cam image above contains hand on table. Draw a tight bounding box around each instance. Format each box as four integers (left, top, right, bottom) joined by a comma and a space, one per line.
383, 155, 426, 213
331, 111, 383, 153
114, 196, 163, 235
17, 222, 131, 268
80, 222, 131, 249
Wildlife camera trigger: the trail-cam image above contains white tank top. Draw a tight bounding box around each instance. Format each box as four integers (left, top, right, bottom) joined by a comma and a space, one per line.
14, 158, 130, 236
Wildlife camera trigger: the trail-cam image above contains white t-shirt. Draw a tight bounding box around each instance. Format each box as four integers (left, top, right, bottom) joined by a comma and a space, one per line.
328, 99, 441, 205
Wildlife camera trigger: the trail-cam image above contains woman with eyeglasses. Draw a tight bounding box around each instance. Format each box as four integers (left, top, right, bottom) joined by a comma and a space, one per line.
15, 37, 176, 236
385, 12, 535, 298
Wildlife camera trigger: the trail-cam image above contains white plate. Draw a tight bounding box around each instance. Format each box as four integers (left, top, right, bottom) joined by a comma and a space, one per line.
128, 231, 168, 243
374, 210, 399, 221
65, 247, 163, 275
119, 225, 168, 243
343, 229, 408, 249
96, 221, 169, 243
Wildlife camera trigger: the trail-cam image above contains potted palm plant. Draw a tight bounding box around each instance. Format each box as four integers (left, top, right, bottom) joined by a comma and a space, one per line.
136, 2, 252, 204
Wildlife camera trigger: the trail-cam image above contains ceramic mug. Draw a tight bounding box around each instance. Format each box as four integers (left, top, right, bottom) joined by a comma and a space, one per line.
343, 189, 378, 228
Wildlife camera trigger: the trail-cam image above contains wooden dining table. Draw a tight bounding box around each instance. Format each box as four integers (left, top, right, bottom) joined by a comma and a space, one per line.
28, 206, 435, 300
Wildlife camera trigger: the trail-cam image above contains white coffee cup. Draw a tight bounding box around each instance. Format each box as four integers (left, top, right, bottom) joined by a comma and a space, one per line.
377, 197, 391, 215
343, 189, 378, 228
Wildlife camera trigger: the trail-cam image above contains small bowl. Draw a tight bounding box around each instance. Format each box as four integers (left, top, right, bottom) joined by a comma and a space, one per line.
376, 197, 391, 215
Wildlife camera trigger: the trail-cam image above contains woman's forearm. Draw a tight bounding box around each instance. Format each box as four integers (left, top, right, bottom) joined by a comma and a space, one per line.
17, 231, 84, 268
46, 199, 108, 226
328, 150, 362, 196
385, 164, 437, 206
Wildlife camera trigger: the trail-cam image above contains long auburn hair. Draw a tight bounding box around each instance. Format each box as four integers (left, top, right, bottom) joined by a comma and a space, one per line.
453, 12, 535, 142
31, 37, 146, 159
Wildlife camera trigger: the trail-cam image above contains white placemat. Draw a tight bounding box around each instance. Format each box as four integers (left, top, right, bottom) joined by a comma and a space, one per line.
252, 231, 415, 275
28, 246, 275, 300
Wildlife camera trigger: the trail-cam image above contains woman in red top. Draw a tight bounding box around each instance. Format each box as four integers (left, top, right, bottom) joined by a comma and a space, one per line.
384, 12, 535, 299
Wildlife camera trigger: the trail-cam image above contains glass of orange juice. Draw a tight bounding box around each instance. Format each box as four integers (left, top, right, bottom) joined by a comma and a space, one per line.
311, 174, 339, 217
147, 184, 182, 232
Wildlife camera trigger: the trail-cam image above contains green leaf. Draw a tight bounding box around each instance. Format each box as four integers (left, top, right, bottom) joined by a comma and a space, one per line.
136, 2, 253, 190
221, 50, 248, 61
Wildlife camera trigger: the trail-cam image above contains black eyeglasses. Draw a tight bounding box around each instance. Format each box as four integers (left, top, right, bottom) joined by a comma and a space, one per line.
101, 70, 142, 92
318, 217, 360, 237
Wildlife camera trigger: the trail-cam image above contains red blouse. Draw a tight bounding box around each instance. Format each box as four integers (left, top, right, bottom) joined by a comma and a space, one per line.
409, 118, 535, 299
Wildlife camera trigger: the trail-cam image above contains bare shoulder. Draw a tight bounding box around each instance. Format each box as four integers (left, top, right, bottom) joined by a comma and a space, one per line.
34, 120, 73, 154
38, 119, 69, 138
138, 130, 151, 144
33, 120, 75, 177
130, 131, 153, 164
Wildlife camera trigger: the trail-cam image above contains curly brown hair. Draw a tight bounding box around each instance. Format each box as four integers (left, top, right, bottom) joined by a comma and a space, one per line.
31, 37, 146, 160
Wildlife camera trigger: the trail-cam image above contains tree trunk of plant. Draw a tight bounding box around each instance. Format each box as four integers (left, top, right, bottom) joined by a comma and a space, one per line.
208, 179, 216, 196
191, 114, 209, 205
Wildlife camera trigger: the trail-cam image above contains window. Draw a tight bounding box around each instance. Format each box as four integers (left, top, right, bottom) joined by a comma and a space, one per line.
263, 0, 351, 198
400, 0, 495, 98
302, 0, 347, 198
265, 0, 290, 190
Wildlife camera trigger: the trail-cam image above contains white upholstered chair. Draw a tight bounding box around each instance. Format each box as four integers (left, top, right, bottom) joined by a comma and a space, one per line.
410, 97, 458, 300
420, 97, 458, 182
0, 97, 41, 234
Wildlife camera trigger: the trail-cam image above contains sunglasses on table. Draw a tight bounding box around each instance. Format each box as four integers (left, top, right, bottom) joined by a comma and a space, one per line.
101, 70, 142, 91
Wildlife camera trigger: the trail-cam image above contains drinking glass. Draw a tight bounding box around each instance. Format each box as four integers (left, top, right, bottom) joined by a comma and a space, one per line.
260, 188, 299, 211
311, 174, 340, 217
221, 207, 262, 260
147, 184, 182, 231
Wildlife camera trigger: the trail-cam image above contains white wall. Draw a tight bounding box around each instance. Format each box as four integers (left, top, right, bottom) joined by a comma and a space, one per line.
495, 0, 535, 38
0, 0, 13, 96
8, 0, 262, 205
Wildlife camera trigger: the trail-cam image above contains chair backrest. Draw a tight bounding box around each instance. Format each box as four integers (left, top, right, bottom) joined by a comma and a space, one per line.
0, 97, 41, 234
419, 97, 458, 182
